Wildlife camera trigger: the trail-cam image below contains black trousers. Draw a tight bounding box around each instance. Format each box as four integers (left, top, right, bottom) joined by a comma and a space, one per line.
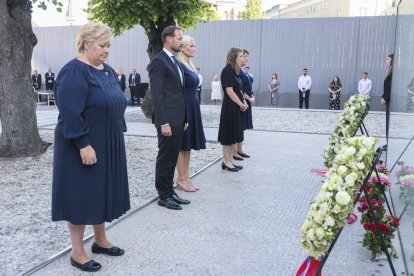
155, 124, 184, 199
46, 83, 54, 90
299, 89, 310, 109
130, 86, 139, 105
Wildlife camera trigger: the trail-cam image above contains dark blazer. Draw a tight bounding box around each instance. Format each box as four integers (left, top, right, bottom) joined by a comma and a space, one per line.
128, 73, 141, 88
148, 50, 186, 127
119, 74, 126, 90
45, 71, 55, 86
32, 73, 42, 90
382, 71, 392, 103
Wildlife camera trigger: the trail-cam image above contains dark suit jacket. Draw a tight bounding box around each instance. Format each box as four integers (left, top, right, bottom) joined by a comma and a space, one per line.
148, 50, 186, 127
45, 72, 55, 85
128, 73, 141, 88
32, 73, 42, 89
119, 74, 126, 90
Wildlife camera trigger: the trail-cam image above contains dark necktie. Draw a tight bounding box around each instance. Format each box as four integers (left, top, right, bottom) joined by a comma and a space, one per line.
172, 56, 183, 84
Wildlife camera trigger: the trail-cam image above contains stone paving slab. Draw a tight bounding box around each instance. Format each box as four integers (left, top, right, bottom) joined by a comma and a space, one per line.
31, 130, 405, 275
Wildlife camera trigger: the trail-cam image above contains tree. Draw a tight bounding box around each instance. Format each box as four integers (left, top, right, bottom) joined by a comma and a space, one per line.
89, 0, 216, 118
0, 0, 61, 157
239, 0, 264, 20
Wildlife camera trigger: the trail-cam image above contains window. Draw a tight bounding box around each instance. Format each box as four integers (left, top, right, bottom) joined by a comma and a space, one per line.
360, 8, 367, 16
336, 10, 341, 17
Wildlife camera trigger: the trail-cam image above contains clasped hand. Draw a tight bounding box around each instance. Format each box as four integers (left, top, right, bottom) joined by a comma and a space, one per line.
80, 145, 97, 165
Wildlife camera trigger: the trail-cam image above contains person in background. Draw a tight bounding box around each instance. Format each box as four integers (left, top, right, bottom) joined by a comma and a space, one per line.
128, 67, 141, 106
175, 35, 206, 192
211, 74, 222, 106
298, 68, 311, 109
268, 73, 279, 108
218, 47, 248, 172
196, 67, 203, 104
45, 67, 55, 91
328, 76, 342, 110
52, 22, 129, 272
358, 72, 372, 97
381, 53, 393, 141
32, 69, 42, 91
406, 77, 414, 113
117, 68, 126, 93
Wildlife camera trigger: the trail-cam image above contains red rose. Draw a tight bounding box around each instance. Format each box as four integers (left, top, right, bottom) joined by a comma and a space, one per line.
380, 224, 389, 234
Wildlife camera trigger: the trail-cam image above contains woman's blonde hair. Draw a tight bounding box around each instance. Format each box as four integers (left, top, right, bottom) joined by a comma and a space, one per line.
76, 22, 113, 53
176, 35, 196, 71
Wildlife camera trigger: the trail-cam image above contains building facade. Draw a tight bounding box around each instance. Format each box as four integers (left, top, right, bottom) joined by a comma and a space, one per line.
211, 0, 247, 20
266, 0, 397, 19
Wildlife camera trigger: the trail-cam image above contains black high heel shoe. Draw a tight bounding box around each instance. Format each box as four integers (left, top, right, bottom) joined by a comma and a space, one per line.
233, 156, 244, 161
233, 164, 243, 170
221, 162, 239, 172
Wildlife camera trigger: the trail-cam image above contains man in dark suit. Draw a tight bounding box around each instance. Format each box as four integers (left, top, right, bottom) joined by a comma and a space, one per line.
44, 67, 55, 91
128, 67, 141, 106
117, 68, 126, 93
148, 25, 189, 210
32, 69, 42, 91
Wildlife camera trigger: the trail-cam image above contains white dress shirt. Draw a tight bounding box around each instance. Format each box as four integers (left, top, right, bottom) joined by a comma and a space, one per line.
197, 74, 203, 87
163, 48, 183, 85
298, 75, 312, 91
358, 78, 372, 96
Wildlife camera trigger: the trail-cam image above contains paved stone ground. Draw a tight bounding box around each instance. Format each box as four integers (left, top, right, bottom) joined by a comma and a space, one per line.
30, 126, 406, 275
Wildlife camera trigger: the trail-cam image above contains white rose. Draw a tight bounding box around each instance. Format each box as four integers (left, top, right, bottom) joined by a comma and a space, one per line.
345, 174, 355, 186
335, 191, 351, 206
307, 228, 316, 241
337, 165, 347, 176
357, 163, 365, 170
324, 216, 335, 227
345, 147, 356, 156
315, 227, 325, 240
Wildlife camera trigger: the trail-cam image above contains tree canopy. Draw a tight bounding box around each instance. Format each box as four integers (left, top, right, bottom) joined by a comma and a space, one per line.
239, 0, 264, 20
89, 0, 217, 35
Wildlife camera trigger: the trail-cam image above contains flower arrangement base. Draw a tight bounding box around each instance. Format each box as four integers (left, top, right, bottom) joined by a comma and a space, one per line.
296, 256, 322, 276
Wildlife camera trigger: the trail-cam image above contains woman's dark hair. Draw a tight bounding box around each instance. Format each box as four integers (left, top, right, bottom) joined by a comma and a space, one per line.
272, 73, 278, 79
226, 47, 243, 74
330, 76, 342, 87
385, 53, 394, 80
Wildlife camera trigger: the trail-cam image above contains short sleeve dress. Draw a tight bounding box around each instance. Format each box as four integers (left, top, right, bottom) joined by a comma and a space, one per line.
52, 58, 130, 225
181, 65, 206, 151
218, 65, 244, 145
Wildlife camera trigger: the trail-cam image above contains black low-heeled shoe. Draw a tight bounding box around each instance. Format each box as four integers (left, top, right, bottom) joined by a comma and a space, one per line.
221, 162, 239, 172
92, 242, 125, 256
70, 257, 101, 272
233, 164, 243, 170
233, 156, 244, 161
237, 152, 250, 158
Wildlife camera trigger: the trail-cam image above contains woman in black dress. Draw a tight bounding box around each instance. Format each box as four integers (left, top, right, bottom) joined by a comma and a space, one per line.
52, 22, 129, 272
381, 53, 393, 140
328, 76, 342, 110
218, 48, 248, 172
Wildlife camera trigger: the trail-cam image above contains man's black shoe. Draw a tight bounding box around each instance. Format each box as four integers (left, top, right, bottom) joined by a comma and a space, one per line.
171, 192, 191, 205
158, 197, 182, 210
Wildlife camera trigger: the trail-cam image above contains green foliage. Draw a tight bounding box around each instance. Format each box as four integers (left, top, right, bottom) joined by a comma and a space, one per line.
89, 0, 216, 36
239, 0, 264, 20
32, 0, 63, 12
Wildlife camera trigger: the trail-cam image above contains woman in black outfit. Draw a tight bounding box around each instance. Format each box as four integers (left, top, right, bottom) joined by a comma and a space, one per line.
381, 53, 393, 140
328, 76, 342, 110
218, 48, 248, 172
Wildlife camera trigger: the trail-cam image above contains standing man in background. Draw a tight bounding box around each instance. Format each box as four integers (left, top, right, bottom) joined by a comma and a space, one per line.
117, 68, 126, 93
196, 67, 203, 104
358, 72, 372, 97
45, 67, 55, 91
298, 68, 312, 109
128, 67, 141, 106
32, 69, 42, 91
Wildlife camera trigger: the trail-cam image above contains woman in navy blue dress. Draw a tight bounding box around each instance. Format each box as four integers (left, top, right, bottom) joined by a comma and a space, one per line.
52, 22, 129, 272
237, 50, 254, 160
218, 48, 248, 172
176, 35, 206, 192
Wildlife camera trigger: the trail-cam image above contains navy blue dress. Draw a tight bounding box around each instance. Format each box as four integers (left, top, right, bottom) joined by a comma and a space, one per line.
52, 59, 130, 225
218, 65, 244, 145
240, 68, 254, 130
181, 65, 206, 151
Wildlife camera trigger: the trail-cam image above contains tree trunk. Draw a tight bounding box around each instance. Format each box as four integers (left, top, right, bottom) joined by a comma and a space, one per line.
141, 17, 176, 119
0, 1, 49, 157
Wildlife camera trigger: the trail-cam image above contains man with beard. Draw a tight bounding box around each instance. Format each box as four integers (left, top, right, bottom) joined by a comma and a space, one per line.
298, 68, 312, 109
148, 25, 190, 210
